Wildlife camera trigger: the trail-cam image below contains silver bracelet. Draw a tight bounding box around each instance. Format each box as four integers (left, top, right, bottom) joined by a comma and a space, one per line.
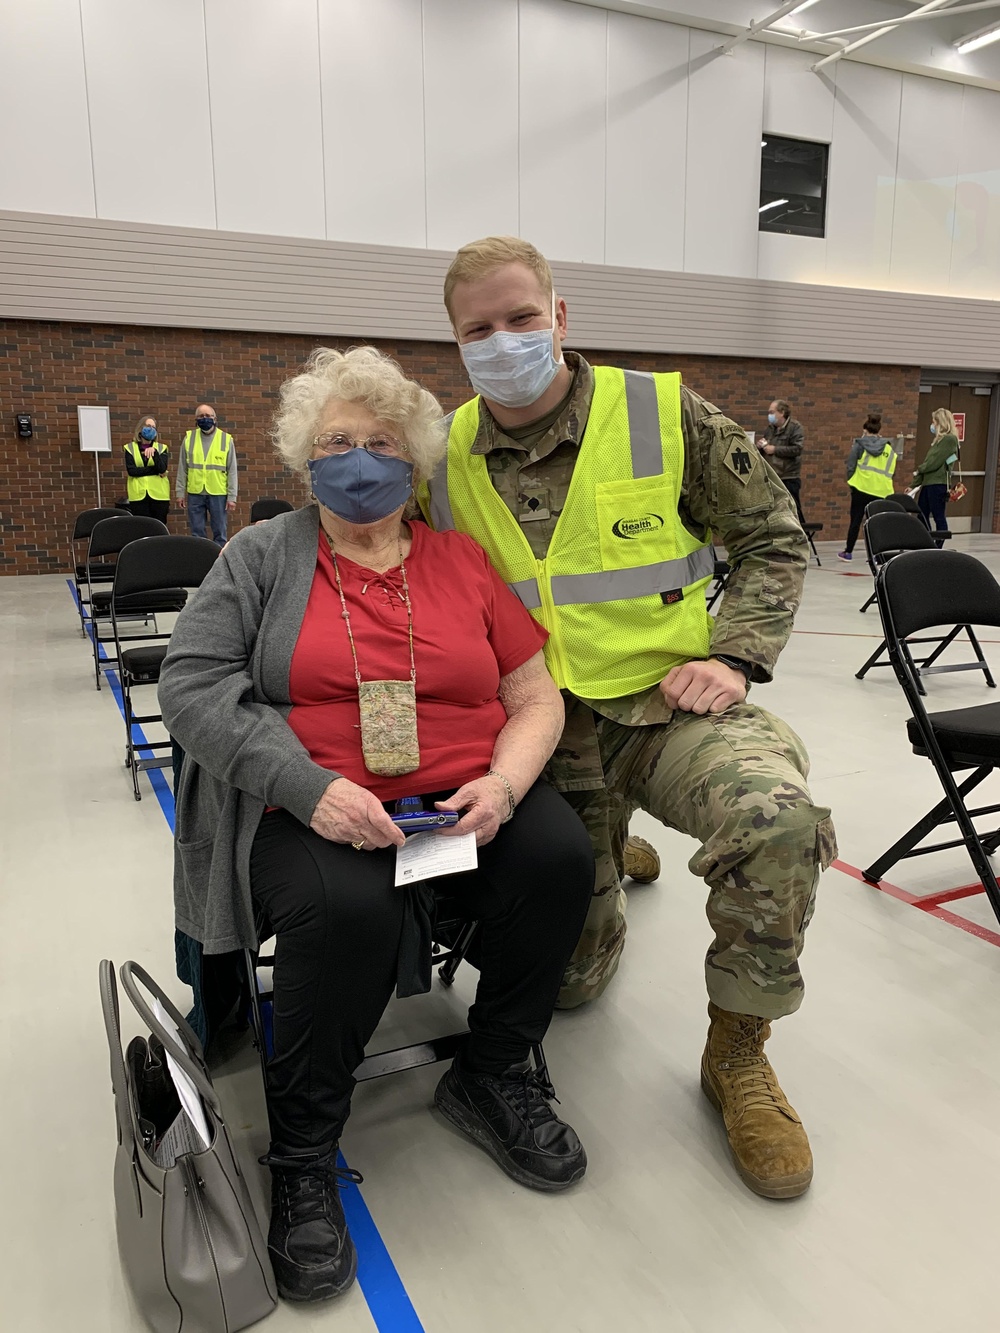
486, 769, 517, 823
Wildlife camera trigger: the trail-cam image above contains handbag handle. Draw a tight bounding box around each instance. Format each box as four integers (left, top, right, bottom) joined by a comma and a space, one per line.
118, 960, 223, 1116
99, 959, 137, 1157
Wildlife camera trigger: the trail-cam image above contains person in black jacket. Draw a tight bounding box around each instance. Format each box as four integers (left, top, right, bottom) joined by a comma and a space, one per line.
759, 399, 805, 524
123, 414, 170, 521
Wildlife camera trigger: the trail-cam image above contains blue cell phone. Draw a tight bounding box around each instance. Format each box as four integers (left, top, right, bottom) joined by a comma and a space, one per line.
390, 810, 460, 833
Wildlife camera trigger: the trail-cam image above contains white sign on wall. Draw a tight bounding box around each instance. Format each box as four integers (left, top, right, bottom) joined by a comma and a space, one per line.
77, 404, 112, 453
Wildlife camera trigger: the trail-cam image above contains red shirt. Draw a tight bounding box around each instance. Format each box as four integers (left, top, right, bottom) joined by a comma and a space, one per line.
286, 523, 548, 801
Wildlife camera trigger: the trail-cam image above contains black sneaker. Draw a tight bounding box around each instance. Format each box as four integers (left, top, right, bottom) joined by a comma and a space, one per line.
435, 1058, 587, 1192
259, 1144, 361, 1302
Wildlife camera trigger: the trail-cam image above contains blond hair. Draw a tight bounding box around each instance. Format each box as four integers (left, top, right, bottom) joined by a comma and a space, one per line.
444, 236, 554, 322
272, 346, 446, 482
932, 407, 957, 437
132, 413, 157, 442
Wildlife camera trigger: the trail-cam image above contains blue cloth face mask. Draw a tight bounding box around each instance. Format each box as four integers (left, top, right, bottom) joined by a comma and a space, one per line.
308, 449, 414, 525
139, 426, 157, 441
196, 416, 216, 432
767, 412, 778, 426
459, 295, 564, 408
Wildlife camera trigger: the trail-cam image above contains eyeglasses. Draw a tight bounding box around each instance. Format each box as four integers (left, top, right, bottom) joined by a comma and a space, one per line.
313, 432, 409, 458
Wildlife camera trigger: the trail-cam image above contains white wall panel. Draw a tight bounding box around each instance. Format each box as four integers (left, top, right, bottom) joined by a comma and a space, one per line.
605, 14, 689, 271
757, 232, 826, 284
206, 0, 325, 239
319, 0, 426, 249
762, 44, 836, 143
519, 0, 608, 263
889, 75, 963, 297
950, 86, 1000, 300
684, 31, 764, 279
424, 0, 519, 252
825, 61, 901, 291
80, 0, 215, 230
0, 1, 95, 218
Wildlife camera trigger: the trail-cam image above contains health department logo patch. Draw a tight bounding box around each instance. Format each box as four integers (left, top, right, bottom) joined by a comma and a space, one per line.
612, 514, 664, 540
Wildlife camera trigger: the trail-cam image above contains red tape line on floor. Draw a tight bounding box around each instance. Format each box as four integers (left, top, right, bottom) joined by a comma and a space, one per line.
832, 859, 1000, 948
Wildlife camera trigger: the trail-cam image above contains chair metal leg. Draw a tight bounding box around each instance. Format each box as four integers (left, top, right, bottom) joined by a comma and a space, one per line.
439, 921, 479, 987
863, 767, 992, 883
859, 590, 877, 614
917, 624, 962, 671
965, 626, 997, 687
856, 639, 889, 680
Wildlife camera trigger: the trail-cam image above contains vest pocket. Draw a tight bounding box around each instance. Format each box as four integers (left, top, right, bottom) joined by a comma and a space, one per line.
595, 478, 677, 570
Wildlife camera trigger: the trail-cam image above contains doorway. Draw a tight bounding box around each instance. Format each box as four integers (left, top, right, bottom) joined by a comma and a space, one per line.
916, 378, 999, 533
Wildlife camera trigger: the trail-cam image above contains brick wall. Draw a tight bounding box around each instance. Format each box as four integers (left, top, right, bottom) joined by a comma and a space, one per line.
0, 316, 924, 575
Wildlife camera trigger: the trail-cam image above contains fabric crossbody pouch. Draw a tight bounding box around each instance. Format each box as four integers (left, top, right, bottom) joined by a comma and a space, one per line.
100, 959, 276, 1333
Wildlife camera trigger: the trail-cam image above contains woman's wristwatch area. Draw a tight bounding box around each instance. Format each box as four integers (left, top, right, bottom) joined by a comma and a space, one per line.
486, 768, 517, 823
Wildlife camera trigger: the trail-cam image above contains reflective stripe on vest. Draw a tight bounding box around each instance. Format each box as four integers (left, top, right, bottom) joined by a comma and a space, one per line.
124, 440, 170, 501
183, 428, 232, 495
425, 367, 714, 698
850, 441, 898, 499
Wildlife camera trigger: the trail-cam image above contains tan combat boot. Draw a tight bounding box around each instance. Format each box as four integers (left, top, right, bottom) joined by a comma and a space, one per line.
624, 836, 660, 883
700, 1002, 813, 1199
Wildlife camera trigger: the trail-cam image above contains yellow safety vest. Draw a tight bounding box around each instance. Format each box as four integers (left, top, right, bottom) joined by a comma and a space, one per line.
849, 440, 898, 498
182, 428, 232, 496
124, 440, 170, 501
423, 367, 715, 699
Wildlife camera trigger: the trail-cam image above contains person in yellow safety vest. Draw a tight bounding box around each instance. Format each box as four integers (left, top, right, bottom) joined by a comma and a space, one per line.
837, 414, 898, 562
176, 402, 238, 548
123, 414, 170, 522
422, 236, 836, 1202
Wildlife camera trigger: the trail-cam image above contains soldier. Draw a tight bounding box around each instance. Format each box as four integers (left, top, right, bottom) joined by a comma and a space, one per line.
421, 236, 836, 1200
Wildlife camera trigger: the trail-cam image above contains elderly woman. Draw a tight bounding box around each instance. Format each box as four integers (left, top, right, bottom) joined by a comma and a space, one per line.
158, 347, 593, 1305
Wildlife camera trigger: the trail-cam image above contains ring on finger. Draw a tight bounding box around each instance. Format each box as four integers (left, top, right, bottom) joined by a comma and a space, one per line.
351, 839, 366, 851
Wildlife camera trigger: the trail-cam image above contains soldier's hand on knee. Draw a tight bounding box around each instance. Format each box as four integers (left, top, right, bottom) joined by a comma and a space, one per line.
660, 659, 747, 715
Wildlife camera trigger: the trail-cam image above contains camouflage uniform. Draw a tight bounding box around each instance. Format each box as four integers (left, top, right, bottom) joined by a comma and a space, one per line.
447, 353, 836, 1016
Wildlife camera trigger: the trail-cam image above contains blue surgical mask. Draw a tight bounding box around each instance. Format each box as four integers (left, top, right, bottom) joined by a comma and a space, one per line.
308, 449, 414, 526
459, 294, 564, 408
139, 426, 157, 441
930, 424, 937, 435
767, 412, 778, 426
197, 416, 216, 432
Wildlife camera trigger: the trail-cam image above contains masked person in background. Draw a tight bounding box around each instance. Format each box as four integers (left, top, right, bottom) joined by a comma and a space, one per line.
176, 402, 238, 546
422, 235, 836, 1202
759, 399, 806, 525
123, 414, 170, 521
913, 408, 960, 534
160, 347, 594, 1305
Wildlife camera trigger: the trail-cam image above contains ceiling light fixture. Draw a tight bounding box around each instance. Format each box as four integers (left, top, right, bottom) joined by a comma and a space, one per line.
759, 198, 789, 213
955, 19, 1000, 51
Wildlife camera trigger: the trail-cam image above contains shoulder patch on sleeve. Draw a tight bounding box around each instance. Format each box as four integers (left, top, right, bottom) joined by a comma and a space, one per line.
722, 435, 759, 485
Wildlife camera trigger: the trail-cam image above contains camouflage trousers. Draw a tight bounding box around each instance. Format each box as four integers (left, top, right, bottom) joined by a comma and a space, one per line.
548, 702, 837, 1017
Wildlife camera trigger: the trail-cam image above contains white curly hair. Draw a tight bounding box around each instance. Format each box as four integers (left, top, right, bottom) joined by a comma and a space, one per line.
272, 345, 447, 481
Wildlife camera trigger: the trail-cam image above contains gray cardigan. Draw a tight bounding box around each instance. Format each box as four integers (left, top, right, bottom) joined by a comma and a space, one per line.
159, 506, 337, 954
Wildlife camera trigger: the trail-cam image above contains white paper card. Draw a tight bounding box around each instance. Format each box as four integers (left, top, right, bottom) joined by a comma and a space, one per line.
153, 998, 211, 1151
394, 831, 478, 886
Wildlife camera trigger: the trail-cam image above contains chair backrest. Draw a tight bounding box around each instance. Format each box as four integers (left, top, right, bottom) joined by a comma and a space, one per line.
893, 491, 931, 529
72, 507, 127, 541
865, 511, 936, 560
249, 498, 295, 523
880, 549, 1000, 642
864, 497, 905, 522
88, 515, 168, 559
113, 535, 220, 600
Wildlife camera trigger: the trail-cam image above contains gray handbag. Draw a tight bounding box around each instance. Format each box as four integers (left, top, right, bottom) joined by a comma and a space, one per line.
100, 959, 277, 1333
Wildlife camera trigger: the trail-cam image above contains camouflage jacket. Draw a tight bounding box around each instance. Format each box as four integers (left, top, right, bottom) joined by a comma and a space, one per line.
439, 352, 807, 728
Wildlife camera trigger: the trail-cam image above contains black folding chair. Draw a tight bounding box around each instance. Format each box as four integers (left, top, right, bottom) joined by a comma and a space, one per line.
109, 536, 219, 799
862, 549, 1000, 924
894, 490, 952, 548
69, 507, 128, 636
802, 522, 824, 566
858, 498, 906, 612
249, 498, 295, 523
87, 517, 174, 689
245, 896, 548, 1089
856, 512, 995, 692
706, 559, 730, 613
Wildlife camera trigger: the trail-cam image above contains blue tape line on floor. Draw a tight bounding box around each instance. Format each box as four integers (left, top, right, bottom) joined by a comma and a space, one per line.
68, 579, 425, 1332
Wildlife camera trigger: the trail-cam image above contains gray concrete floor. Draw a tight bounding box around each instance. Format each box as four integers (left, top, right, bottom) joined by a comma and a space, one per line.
2, 541, 999, 1332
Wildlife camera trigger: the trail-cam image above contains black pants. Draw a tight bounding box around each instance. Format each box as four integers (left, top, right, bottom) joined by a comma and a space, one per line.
782, 476, 806, 525
128, 497, 170, 523
249, 783, 594, 1150
844, 487, 870, 554
919, 483, 949, 532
